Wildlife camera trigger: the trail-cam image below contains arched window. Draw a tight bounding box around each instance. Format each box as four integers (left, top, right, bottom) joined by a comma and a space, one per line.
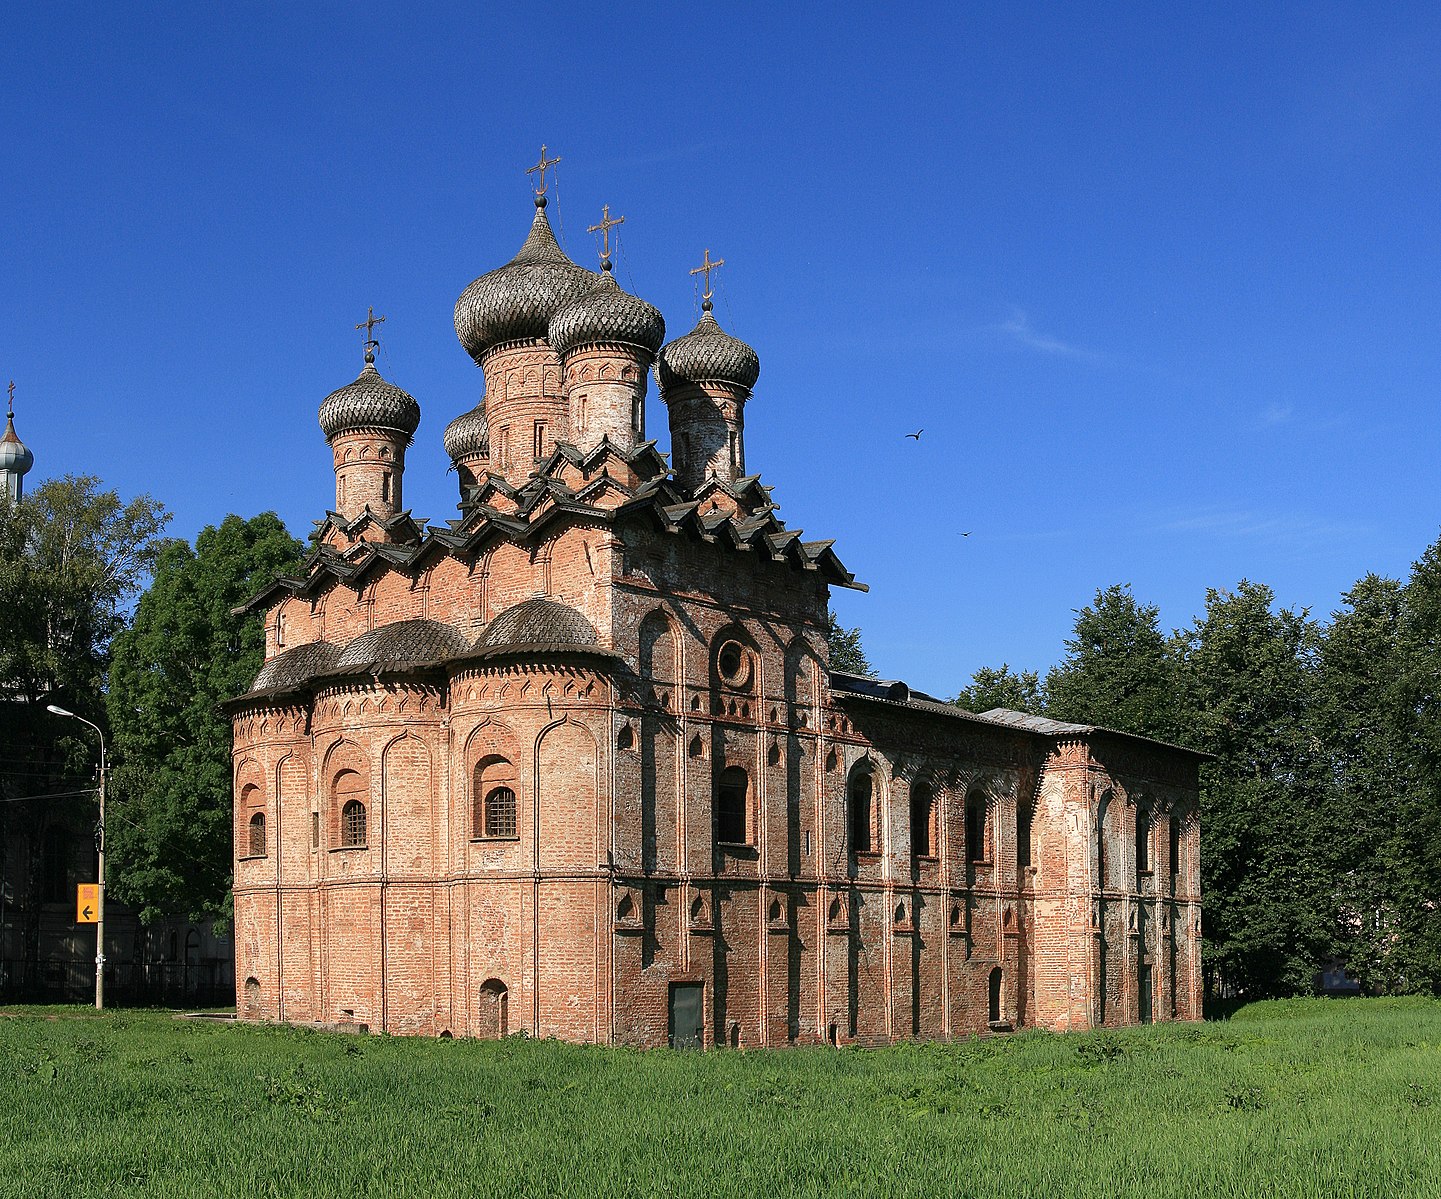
1096, 790, 1112, 889
479, 979, 508, 1039
1017, 802, 1033, 871
472, 756, 518, 839
848, 767, 874, 854
910, 782, 935, 859
966, 788, 989, 863
341, 800, 367, 847
248, 812, 266, 858
1135, 801, 1152, 877
716, 766, 748, 845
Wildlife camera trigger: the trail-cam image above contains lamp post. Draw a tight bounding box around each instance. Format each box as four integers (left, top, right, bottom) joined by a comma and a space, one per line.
47, 703, 107, 1011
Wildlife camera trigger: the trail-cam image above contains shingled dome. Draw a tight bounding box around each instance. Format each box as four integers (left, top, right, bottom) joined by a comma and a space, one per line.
443, 402, 489, 461
655, 308, 760, 393
318, 359, 422, 442
0, 413, 33, 476
336, 619, 472, 673
475, 598, 600, 654
250, 641, 343, 694
549, 271, 666, 361
454, 201, 599, 362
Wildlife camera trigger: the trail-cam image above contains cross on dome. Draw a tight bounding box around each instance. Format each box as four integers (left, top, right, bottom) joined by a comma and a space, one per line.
6, 380, 13, 418
526, 144, 562, 198
587, 205, 625, 270
690, 248, 725, 310
355, 307, 386, 363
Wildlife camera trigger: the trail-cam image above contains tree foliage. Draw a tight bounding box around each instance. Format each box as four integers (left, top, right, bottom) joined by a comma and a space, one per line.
825, 608, 876, 678
106, 513, 303, 925
952, 664, 1042, 715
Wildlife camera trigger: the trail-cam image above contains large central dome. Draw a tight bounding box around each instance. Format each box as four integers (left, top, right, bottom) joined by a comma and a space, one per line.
454, 199, 599, 363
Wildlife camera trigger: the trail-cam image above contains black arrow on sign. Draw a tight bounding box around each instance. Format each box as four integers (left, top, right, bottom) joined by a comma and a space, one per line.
81, 905, 93, 920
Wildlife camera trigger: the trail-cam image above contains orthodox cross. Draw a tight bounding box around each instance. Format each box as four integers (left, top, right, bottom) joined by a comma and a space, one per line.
6, 380, 13, 418
355, 307, 386, 355
526, 144, 562, 196
587, 205, 625, 265
690, 248, 725, 305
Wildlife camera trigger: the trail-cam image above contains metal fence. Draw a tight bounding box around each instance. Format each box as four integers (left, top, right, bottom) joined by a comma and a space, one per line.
0, 958, 234, 1007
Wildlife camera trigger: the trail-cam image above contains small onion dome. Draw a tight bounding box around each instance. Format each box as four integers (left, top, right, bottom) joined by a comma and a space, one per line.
655, 304, 760, 393
0, 413, 33, 476
475, 597, 600, 654
549, 269, 666, 361
443, 402, 489, 461
318, 352, 421, 442
336, 619, 471, 673
454, 199, 599, 362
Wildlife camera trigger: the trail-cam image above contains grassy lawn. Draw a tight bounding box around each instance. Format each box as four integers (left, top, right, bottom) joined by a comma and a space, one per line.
1, 999, 1439, 1198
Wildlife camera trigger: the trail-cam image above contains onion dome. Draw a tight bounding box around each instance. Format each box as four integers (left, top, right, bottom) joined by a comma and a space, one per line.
655, 303, 760, 393
454, 198, 599, 362
549, 266, 666, 360
336, 619, 471, 673
0, 412, 33, 477
250, 641, 342, 693
318, 348, 421, 442
443, 403, 489, 461
475, 598, 600, 654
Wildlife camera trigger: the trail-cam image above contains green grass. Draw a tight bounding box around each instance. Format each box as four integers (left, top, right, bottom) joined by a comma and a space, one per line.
2, 999, 1439, 1198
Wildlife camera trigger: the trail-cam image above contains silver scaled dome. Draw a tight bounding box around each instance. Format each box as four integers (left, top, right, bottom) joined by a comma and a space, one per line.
549, 269, 666, 360
0, 413, 33, 476
318, 355, 421, 442
655, 305, 760, 393
454, 199, 599, 362
443, 402, 489, 461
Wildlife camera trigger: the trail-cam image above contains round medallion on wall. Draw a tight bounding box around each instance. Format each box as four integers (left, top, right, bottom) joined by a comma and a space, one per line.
717, 639, 750, 688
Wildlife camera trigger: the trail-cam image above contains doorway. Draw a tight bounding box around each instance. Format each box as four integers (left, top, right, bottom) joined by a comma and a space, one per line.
669, 982, 704, 1049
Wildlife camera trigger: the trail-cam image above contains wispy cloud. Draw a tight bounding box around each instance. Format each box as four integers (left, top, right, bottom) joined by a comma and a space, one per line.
1152, 505, 1371, 548
993, 307, 1108, 364
1260, 403, 1294, 426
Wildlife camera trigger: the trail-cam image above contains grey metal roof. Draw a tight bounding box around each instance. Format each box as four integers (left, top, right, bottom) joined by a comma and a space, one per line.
317, 361, 421, 442
978, 708, 1091, 736
454, 201, 599, 362
474, 597, 599, 653
335, 619, 472, 672
655, 308, 760, 392
250, 641, 342, 693
549, 270, 666, 360
443, 402, 489, 461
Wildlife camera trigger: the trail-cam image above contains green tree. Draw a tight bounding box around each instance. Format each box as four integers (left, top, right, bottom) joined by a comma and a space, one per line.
1178, 580, 1325, 997
952, 664, 1042, 714
825, 608, 876, 678
106, 513, 303, 925
1043, 584, 1180, 741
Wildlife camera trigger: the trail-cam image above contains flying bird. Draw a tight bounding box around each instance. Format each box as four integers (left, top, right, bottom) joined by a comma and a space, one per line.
905, 429, 923, 440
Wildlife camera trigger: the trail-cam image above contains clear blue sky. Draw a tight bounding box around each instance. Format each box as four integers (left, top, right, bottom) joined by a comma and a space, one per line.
5, 3, 1439, 698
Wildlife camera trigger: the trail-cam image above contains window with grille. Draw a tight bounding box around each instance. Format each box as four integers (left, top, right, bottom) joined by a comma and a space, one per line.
715, 767, 748, 844
341, 799, 367, 847
248, 811, 266, 857
484, 787, 517, 839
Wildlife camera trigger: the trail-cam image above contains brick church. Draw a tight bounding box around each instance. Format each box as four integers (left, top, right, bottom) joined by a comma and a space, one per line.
229, 160, 1204, 1046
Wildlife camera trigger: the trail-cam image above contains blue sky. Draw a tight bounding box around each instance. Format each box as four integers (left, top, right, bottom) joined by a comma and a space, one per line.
4, 3, 1439, 697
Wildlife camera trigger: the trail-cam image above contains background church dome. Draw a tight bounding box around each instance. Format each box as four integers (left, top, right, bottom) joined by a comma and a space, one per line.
454, 200, 599, 362
655, 307, 760, 392
0, 412, 33, 476
549, 271, 666, 360
318, 355, 422, 442
443, 403, 489, 461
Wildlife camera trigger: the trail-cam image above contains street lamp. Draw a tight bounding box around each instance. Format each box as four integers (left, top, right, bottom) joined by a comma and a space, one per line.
47, 703, 107, 1011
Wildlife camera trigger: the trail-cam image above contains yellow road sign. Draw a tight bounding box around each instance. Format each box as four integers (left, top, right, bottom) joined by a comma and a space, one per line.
76, 883, 99, 924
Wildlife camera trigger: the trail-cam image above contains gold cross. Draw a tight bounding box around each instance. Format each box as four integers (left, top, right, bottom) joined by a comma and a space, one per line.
690, 248, 725, 304
355, 306, 386, 346
587, 205, 625, 261
526, 144, 562, 196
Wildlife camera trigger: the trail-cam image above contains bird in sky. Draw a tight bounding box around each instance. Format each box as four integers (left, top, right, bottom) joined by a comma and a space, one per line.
958, 531, 972, 537
905, 429, 923, 440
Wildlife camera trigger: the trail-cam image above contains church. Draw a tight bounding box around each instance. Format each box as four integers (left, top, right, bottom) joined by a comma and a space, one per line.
229, 156, 1204, 1046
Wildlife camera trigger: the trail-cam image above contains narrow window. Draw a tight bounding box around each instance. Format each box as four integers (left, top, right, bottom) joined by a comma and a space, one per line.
484, 787, 518, 838
1135, 802, 1151, 876
1096, 791, 1111, 889
381, 472, 392, 504
533, 420, 547, 459
716, 766, 748, 844
631, 395, 641, 435
728, 430, 737, 471
910, 783, 933, 859
311, 812, 319, 851
338, 474, 347, 506
248, 811, 266, 858
988, 967, 1003, 1025
966, 791, 987, 863
1017, 803, 1033, 871
1169, 818, 1182, 892
275, 611, 286, 648
849, 769, 873, 853
341, 799, 367, 847
578, 395, 587, 433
